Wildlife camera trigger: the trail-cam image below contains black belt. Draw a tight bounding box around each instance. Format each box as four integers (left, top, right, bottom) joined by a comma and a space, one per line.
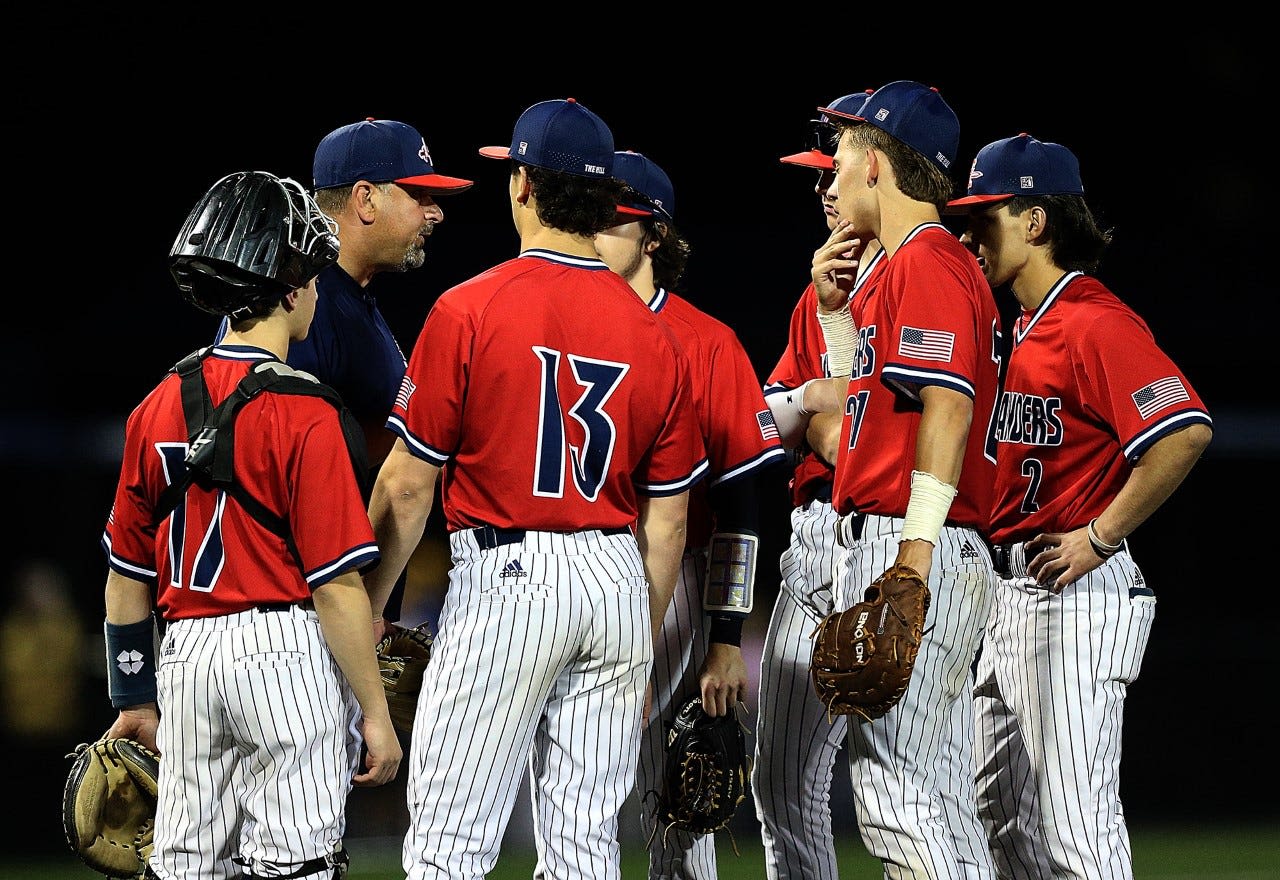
811, 483, 833, 504
989, 543, 1017, 578
256, 599, 315, 613
471, 524, 631, 550
835, 512, 866, 547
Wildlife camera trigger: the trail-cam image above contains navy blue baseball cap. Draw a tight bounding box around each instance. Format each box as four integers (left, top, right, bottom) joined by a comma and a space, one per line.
479, 98, 616, 178
780, 90, 875, 169
836, 80, 960, 173
946, 133, 1084, 212
612, 151, 675, 221
313, 118, 474, 193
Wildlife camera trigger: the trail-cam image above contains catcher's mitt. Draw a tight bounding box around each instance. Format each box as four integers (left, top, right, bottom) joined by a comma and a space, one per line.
651, 695, 750, 849
376, 621, 434, 735
810, 562, 931, 722
62, 737, 160, 878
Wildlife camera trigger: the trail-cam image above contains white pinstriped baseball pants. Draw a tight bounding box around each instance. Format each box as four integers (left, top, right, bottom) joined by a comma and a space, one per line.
974, 543, 1155, 879
832, 513, 996, 880
151, 604, 360, 880
403, 528, 650, 880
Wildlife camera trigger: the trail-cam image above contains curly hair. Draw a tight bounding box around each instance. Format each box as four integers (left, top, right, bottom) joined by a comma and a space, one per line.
835, 122, 955, 210
519, 164, 629, 236
1003, 194, 1113, 274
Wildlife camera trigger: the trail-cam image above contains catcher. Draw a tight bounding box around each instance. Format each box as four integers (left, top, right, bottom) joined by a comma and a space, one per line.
91, 170, 400, 880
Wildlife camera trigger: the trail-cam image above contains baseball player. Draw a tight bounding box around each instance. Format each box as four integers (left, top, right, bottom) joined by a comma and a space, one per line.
755, 91, 881, 880
757, 93, 992, 880
214, 117, 473, 631
593, 150, 787, 879
362, 99, 708, 880
101, 170, 401, 880
813, 81, 1001, 879
948, 134, 1213, 879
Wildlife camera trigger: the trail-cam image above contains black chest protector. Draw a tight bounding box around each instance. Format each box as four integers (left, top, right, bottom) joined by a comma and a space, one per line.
152, 346, 370, 567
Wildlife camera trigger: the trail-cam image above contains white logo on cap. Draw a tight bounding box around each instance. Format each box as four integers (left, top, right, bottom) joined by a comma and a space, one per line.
584, 163, 605, 175
1019, 175, 1035, 189
517, 141, 529, 156
875, 108, 890, 122
418, 138, 433, 166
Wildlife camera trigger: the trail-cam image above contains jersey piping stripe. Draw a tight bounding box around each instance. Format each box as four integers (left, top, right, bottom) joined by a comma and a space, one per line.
518, 248, 609, 269
710, 446, 788, 487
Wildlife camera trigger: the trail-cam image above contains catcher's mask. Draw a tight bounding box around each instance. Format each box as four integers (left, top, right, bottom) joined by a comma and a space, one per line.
169, 170, 340, 320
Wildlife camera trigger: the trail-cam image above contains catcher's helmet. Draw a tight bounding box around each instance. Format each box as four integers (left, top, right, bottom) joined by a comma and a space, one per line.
169, 170, 340, 319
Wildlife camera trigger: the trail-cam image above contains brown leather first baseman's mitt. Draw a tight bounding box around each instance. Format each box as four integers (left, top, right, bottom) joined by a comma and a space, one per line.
810, 563, 931, 722
651, 695, 751, 850
376, 621, 434, 735
62, 736, 160, 878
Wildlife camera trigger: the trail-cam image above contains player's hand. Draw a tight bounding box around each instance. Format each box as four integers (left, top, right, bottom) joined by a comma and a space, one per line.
1024, 528, 1105, 593
812, 220, 864, 312
894, 539, 935, 583
353, 713, 402, 787
371, 615, 394, 646
106, 705, 161, 757
699, 643, 749, 717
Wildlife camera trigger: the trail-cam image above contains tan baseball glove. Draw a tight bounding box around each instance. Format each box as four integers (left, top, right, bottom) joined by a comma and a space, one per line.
376, 621, 434, 735
62, 736, 160, 878
810, 563, 931, 722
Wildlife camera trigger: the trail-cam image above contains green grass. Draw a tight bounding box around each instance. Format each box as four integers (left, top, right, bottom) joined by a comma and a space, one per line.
23, 823, 1280, 879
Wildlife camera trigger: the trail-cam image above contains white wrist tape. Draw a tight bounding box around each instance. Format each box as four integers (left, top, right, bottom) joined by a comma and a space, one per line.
817, 307, 857, 378
900, 470, 957, 545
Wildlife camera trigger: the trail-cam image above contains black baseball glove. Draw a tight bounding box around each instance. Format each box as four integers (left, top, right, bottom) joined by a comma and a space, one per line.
650, 695, 751, 848
62, 737, 160, 878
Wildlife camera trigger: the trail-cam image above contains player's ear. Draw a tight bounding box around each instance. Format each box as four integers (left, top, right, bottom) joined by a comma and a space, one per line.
514, 167, 533, 206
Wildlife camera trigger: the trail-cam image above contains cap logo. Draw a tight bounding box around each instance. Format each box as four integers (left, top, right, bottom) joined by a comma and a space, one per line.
875, 108, 890, 122
585, 163, 605, 174
1019, 175, 1035, 189
968, 160, 983, 182
418, 139, 432, 166
517, 141, 529, 156
936, 152, 950, 169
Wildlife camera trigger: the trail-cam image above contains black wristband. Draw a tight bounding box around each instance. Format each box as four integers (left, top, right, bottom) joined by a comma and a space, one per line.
708, 614, 745, 647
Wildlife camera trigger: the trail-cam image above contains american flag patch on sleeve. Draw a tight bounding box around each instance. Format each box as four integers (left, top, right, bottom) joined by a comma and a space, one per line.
757, 409, 779, 441
899, 326, 955, 361
1131, 376, 1190, 419
394, 375, 417, 411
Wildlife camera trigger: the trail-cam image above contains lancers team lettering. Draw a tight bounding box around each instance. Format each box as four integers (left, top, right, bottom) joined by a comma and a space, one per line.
994, 389, 1063, 446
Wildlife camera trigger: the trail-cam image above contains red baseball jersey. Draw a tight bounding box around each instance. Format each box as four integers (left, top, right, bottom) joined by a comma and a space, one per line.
388, 250, 708, 532
833, 224, 1001, 529
764, 249, 888, 508
648, 287, 786, 547
989, 272, 1212, 544
101, 346, 380, 619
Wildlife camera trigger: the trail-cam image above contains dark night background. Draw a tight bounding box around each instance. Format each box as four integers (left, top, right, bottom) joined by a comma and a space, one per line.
3, 23, 1274, 858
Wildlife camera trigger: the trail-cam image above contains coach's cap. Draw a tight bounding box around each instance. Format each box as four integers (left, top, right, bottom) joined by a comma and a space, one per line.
479, 98, 616, 178
612, 151, 675, 221
945, 133, 1084, 212
840, 80, 959, 173
780, 89, 875, 169
313, 118, 474, 193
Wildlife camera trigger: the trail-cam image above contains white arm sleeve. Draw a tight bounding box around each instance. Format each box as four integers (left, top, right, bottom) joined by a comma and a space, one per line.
765, 380, 816, 449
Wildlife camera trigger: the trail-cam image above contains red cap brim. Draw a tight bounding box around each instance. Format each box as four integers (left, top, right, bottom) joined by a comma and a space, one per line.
395, 173, 475, 193
942, 193, 1013, 214
778, 149, 834, 170
615, 205, 652, 217
478, 146, 511, 160
817, 106, 867, 123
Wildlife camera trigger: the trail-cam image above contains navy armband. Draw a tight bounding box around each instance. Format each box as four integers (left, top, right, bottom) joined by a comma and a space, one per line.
105, 615, 159, 709
708, 614, 745, 647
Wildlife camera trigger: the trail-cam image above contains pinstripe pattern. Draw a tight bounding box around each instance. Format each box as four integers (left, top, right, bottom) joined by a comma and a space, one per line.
404, 529, 650, 880
754, 499, 847, 880
152, 605, 358, 880
634, 551, 717, 878
973, 546, 1154, 879
833, 514, 995, 879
